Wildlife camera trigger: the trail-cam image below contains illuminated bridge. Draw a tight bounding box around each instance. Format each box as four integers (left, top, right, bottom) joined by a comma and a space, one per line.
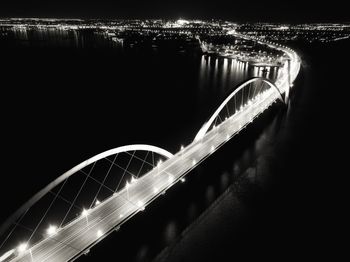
0, 34, 300, 262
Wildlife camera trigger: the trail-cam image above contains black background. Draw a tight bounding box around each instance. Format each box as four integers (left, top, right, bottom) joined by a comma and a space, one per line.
0, 0, 349, 23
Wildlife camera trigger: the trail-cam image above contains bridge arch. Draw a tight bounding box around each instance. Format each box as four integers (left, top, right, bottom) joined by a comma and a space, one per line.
0, 144, 173, 237
194, 77, 285, 141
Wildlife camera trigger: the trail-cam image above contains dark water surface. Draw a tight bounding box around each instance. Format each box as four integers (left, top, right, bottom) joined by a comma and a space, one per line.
0, 28, 346, 261
152, 40, 349, 261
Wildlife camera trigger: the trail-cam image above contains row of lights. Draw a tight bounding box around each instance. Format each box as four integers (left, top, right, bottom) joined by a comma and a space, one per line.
16, 195, 105, 255
16, 113, 250, 256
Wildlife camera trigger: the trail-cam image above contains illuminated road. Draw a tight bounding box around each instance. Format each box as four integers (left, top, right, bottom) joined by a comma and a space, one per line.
6, 36, 300, 262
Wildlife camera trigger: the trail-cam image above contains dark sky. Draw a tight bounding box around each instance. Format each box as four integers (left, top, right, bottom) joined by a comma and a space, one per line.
0, 0, 349, 22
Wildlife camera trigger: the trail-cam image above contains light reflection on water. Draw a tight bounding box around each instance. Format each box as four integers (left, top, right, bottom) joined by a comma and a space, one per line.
1, 27, 118, 48
164, 221, 178, 245
197, 54, 278, 109
205, 185, 215, 205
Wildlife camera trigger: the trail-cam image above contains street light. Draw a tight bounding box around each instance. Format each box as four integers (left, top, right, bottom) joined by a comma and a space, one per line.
82, 209, 88, 217
17, 243, 28, 254
137, 201, 145, 211
131, 176, 137, 183
46, 225, 58, 236
82, 209, 89, 225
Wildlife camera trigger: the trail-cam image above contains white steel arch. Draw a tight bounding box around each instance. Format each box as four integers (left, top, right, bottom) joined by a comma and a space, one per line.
194, 77, 285, 141
0, 144, 173, 237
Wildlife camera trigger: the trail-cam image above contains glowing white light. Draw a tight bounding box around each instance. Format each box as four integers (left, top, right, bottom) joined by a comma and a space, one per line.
180, 178, 186, 183
46, 225, 57, 236
211, 145, 215, 152
157, 160, 162, 167
125, 181, 130, 189
119, 214, 124, 218
17, 243, 28, 253
137, 201, 145, 211
97, 229, 103, 238
153, 187, 159, 193
168, 175, 174, 183
192, 159, 196, 166
180, 145, 184, 151
82, 209, 89, 217
95, 199, 101, 206
131, 176, 137, 183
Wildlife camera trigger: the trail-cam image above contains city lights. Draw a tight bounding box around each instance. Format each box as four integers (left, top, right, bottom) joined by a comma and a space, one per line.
176, 19, 189, 26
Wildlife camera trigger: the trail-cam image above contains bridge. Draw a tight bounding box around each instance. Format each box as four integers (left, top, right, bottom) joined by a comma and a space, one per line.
0, 34, 300, 262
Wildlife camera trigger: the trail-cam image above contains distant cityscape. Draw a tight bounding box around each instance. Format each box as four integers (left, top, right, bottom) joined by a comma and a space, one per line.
1, 18, 349, 72
0, 18, 349, 43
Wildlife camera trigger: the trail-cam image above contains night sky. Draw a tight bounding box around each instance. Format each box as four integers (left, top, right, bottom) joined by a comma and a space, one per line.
1, 0, 349, 22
